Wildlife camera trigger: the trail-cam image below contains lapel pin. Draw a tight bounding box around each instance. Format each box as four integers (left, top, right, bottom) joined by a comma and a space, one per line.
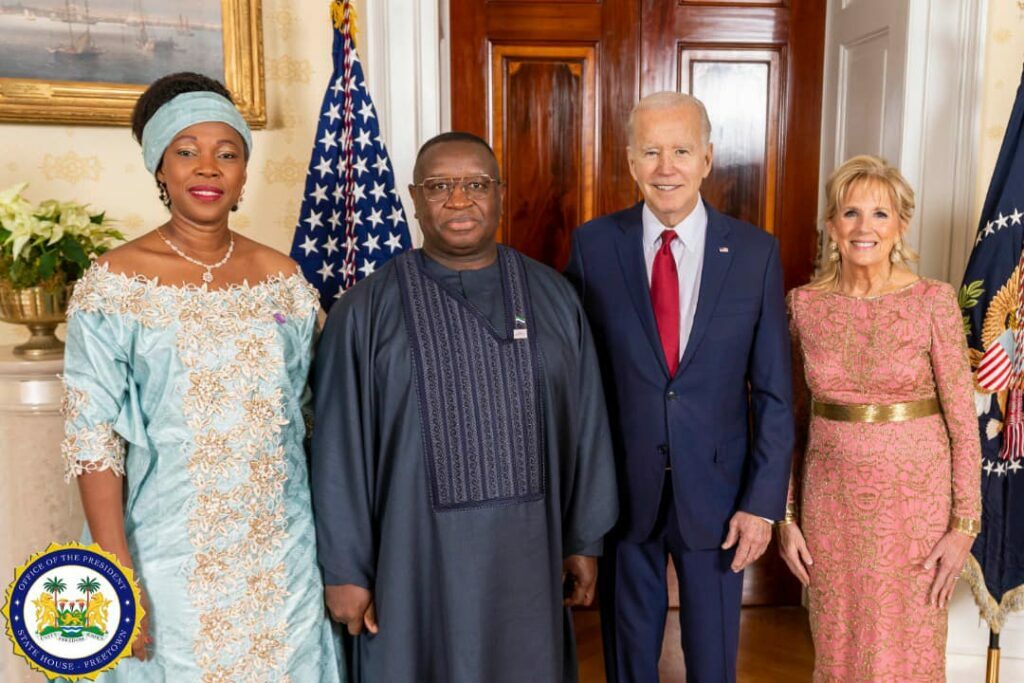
719, 247, 730, 253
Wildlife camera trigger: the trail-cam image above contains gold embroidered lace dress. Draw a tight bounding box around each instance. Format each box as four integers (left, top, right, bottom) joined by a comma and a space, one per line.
60, 264, 344, 682
789, 279, 981, 682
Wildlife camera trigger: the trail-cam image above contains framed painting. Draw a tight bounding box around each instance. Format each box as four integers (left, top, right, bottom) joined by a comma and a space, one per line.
0, 0, 265, 127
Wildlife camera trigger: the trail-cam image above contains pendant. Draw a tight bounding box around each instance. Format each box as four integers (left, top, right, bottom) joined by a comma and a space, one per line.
202, 271, 214, 283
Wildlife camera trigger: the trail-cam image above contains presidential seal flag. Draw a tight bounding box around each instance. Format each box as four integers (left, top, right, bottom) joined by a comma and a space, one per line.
289, 0, 412, 310
961, 65, 1024, 634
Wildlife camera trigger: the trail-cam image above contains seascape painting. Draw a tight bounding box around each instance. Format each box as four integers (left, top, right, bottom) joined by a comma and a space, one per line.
0, 0, 224, 85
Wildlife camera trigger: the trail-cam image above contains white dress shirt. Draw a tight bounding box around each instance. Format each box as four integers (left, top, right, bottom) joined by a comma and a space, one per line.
642, 197, 707, 361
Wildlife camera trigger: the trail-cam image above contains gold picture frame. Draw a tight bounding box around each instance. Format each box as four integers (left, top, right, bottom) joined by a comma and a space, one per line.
0, 0, 266, 128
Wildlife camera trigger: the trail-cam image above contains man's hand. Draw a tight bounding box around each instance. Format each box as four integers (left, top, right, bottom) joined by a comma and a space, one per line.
325, 584, 378, 635
562, 555, 598, 607
722, 511, 772, 572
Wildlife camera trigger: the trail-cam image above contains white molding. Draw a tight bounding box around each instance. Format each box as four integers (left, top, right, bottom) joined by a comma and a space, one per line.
899, 0, 987, 283
360, 0, 446, 246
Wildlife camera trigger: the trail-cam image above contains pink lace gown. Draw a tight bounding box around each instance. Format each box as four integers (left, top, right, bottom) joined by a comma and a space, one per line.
788, 279, 981, 682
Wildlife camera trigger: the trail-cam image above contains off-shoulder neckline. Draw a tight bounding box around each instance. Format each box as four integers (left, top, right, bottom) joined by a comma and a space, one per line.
82, 261, 309, 294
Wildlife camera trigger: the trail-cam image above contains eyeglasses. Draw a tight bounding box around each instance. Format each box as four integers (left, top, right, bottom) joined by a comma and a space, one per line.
412, 175, 502, 202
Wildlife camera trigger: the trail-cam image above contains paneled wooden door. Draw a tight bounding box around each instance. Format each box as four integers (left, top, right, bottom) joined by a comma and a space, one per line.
451, 0, 825, 605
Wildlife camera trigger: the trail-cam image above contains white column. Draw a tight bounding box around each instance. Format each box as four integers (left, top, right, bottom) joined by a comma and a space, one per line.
361, 0, 447, 247
0, 348, 83, 682
898, 0, 987, 283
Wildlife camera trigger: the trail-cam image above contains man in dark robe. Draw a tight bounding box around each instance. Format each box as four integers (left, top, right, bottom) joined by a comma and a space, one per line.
311, 132, 618, 683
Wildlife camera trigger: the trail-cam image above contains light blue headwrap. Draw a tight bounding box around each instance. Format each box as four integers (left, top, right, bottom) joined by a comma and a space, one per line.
141, 91, 253, 174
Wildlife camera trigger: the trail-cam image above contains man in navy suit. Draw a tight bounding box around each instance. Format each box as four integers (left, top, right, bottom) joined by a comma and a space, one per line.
565, 92, 794, 682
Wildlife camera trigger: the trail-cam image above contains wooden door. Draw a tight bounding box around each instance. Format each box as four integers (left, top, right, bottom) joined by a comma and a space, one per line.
451, 0, 825, 606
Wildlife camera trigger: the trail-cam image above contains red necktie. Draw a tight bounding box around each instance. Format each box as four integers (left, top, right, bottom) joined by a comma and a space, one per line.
650, 229, 680, 375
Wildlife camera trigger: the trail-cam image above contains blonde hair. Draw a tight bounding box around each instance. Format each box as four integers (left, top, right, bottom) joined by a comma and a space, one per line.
626, 92, 712, 149
808, 154, 918, 290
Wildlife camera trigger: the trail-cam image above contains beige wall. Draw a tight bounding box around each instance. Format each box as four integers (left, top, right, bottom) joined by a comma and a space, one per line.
973, 0, 1024, 263
0, 0, 377, 347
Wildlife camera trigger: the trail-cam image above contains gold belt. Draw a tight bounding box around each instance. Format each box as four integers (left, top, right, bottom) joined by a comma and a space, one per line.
811, 397, 940, 423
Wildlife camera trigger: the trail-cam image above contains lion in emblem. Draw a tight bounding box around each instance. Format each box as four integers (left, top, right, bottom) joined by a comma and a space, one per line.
32, 593, 58, 633
86, 592, 112, 633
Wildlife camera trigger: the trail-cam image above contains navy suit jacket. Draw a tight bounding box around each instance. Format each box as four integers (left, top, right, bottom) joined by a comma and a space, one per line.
565, 201, 794, 548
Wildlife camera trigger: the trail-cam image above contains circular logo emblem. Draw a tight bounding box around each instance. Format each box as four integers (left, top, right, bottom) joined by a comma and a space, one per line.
2, 542, 144, 681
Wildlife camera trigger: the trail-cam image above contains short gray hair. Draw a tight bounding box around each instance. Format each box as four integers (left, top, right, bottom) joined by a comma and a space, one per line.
626, 92, 712, 148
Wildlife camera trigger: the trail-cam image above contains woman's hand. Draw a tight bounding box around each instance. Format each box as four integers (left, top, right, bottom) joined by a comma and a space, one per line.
923, 530, 974, 609
776, 523, 813, 586
131, 588, 153, 661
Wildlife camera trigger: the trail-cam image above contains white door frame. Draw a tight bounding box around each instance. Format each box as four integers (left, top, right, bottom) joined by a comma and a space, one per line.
819, 0, 987, 284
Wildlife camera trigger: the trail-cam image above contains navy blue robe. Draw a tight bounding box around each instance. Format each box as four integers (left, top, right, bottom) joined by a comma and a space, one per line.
311, 249, 618, 683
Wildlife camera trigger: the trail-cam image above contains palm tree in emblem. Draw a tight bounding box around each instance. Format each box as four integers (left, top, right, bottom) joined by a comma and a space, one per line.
77, 576, 101, 626
42, 577, 67, 628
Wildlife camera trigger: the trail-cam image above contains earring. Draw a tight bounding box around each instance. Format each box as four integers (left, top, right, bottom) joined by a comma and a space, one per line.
156, 180, 171, 209
828, 240, 840, 262
891, 239, 904, 263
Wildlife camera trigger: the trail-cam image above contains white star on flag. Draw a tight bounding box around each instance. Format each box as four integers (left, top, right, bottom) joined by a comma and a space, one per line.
352, 156, 369, 177
303, 210, 324, 230
370, 182, 386, 202
314, 157, 334, 178
367, 207, 384, 229
355, 129, 372, 150
328, 210, 342, 230
299, 235, 318, 256
363, 234, 380, 254
324, 235, 340, 256
311, 184, 329, 204
386, 232, 404, 252
358, 100, 376, 122
319, 130, 338, 151
359, 260, 376, 277
317, 261, 335, 281
388, 206, 405, 227
324, 103, 341, 124
372, 155, 390, 174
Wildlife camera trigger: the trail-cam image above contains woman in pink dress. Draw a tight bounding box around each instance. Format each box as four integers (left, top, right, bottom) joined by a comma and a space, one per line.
778, 155, 981, 681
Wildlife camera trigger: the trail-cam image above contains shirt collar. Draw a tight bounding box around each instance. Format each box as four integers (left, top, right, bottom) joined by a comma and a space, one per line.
642, 196, 707, 254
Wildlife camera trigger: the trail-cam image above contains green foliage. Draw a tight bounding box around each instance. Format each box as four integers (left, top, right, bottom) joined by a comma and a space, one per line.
958, 280, 985, 338
959, 280, 985, 310
0, 183, 124, 289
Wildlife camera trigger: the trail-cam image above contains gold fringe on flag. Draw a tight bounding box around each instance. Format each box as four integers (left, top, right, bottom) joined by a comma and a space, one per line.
331, 0, 359, 49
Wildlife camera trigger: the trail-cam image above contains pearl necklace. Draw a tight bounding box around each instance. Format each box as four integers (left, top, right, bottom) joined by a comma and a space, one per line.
157, 228, 235, 284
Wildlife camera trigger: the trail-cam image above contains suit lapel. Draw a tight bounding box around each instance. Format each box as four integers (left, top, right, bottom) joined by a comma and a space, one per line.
677, 204, 733, 377
614, 203, 670, 377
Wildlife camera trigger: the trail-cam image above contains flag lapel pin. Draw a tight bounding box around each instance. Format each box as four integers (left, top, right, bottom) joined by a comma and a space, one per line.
719, 246, 730, 253
513, 315, 528, 340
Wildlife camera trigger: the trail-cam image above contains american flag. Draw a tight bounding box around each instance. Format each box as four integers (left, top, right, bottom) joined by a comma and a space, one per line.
290, 0, 412, 310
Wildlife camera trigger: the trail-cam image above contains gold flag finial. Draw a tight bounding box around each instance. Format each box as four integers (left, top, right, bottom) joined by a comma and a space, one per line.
331, 0, 359, 50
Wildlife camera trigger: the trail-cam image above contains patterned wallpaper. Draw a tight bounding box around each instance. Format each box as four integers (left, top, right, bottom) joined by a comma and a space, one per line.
0, 0, 382, 347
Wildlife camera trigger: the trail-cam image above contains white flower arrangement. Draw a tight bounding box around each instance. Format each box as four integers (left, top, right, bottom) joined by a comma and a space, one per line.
0, 183, 123, 289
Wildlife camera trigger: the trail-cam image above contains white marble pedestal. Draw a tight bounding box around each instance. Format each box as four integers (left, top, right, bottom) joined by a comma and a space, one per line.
0, 346, 83, 682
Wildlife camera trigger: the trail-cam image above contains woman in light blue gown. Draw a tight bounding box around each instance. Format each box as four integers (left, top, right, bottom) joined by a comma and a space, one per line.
60, 72, 344, 682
